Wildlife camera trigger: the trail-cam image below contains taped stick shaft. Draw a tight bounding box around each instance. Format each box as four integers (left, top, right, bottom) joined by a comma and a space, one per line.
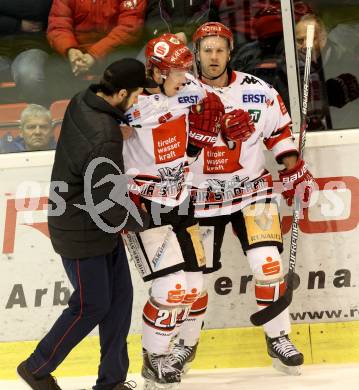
250, 23, 315, 326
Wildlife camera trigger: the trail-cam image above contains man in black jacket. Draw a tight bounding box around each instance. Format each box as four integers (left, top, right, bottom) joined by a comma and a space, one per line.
17, 58, 156, 390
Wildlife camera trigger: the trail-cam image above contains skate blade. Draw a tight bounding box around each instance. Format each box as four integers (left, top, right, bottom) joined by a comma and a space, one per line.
272, 358, 302, 376
143, 378, 180, 389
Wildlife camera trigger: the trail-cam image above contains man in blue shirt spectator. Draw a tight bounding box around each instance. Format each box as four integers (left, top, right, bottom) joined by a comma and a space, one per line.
0, 104, 56, 153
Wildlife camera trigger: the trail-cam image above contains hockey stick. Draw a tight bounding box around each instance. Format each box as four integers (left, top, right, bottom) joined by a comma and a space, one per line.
250, 24, 315, 326
124, 225, 173, 274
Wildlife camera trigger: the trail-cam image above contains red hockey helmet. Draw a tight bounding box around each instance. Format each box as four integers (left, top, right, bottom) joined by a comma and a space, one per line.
145, 33, 194, 76
192, 22, 234, 51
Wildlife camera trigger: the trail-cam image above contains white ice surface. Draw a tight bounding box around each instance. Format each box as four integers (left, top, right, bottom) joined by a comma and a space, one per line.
2, 364, 359, 390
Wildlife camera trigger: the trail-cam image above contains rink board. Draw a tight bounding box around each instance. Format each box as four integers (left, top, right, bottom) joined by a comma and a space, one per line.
0, 131, 359, 378
1, 322, 359, 379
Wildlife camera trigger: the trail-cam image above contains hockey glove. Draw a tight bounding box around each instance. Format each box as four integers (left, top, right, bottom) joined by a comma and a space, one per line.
188, 92, 224, 150
326, 73, 359, 108
221, 109, 256, 142
279, 158, 315, 207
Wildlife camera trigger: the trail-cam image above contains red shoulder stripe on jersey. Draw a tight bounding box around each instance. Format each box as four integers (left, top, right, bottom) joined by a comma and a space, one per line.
263, 123, 292, 150
228, 69, 237, 85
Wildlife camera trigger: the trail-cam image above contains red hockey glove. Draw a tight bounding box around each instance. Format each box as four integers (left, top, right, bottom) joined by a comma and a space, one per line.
188, 92, 225, 149
221, 109, 256, 142
279, 158, 315, 207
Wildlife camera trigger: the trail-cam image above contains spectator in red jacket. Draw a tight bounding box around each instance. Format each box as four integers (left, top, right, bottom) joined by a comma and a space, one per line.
46, 0, 147, 100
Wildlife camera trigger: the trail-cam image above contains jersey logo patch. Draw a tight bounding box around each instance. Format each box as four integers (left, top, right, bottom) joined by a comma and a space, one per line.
240, 76, 262, 85
178, 95, 200, 104
248, 109, 262, 123
158, 112, 173, 124
243, 94, 267, 104
243, 203, 282, 246
157, 162, 185, 197
152, 115, 186, 164
133, 109, 141, 119
158, 163, 184, 183
126, 108, 141, 122
203, 145, 242, 173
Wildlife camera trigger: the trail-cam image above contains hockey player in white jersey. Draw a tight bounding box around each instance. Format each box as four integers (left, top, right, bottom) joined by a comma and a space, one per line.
171, 22, 316, 376
121, 33, 233, 389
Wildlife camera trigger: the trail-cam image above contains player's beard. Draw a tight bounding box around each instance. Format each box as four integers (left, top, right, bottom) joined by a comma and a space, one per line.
200, 60, 228, 81
117, 95, 131, 112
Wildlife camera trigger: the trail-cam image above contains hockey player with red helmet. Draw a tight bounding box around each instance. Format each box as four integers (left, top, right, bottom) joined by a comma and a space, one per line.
171, 22, 316, 376
121, 33, 230, 389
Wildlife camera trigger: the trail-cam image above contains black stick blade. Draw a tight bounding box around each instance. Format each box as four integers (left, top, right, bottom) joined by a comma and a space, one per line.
250, 290, 293, 326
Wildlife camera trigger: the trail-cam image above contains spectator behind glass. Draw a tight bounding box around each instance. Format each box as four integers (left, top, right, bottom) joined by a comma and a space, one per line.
231, 7, 289, 107
45, 0, 146, 101
296, 14, 359, 130
210, 0, 312, 50
136, 0, 210, 63
231, 3, 313, 112
0, 0, 52, 105
0, 104, 56, 153
144, 0, 211, 43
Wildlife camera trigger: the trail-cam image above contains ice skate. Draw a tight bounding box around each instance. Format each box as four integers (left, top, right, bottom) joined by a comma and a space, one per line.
142, 349, 181, 389
171, 340, 198, 374
266, 335, 304, 376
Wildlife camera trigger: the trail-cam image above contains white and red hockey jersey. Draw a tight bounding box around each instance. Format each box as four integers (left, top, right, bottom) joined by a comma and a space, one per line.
191, 71, 297, 217
123, 79, 206, 207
